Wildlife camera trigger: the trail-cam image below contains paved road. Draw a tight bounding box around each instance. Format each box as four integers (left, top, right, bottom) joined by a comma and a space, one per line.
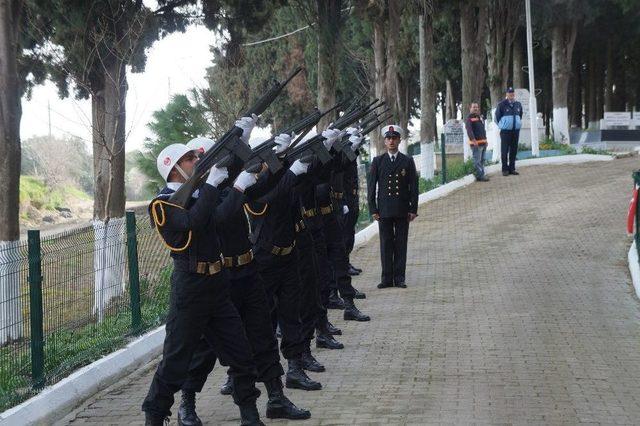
59, 157, 640, 425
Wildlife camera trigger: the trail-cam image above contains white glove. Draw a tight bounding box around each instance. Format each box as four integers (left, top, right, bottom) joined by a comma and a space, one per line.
345, 127, 360, 136
234, 170, 258, 192
274, 133, 292, 154
206, 165, 228, 187
235, 113, 258, 144
343, 205, 349, 215
321, 128, 343, 150
289, 159, 310, 176
349, 134, 364, 151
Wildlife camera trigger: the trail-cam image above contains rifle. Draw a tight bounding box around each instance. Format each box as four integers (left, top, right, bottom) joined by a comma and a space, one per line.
168, 67, 303, 207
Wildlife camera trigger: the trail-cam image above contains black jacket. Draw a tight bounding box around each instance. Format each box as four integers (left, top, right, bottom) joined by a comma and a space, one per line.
367, 152, 419, 219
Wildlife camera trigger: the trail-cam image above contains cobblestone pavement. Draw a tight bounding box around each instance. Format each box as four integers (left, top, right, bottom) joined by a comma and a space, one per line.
59, 157, 640, 425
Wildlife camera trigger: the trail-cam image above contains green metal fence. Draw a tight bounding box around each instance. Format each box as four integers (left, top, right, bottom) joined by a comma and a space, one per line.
0, 211, 171, 411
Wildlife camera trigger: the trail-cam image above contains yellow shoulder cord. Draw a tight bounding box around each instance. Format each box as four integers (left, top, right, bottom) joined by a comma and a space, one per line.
244, 202, 268, 216
150, 199, 193, 252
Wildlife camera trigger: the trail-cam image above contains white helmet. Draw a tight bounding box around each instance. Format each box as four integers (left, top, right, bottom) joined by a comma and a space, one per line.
186, 137, 215, 155
156, 143, 193, 182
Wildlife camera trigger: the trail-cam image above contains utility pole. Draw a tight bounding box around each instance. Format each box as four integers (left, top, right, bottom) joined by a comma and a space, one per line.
525, 0, 539, 156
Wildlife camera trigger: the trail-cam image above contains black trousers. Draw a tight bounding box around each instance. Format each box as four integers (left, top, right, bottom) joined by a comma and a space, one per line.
309, 225, 331, 325
500, 130, 520, 172
342, 194, 359, 256
323, 213, 356, 299
182, 268, 284, 392
142, 270, 258, 417
295, 229, 324, 344
253, 246, 305, 359
378, 217, 409, 285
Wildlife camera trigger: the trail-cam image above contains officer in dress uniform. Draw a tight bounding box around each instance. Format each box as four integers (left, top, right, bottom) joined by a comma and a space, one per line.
176, 135, 310, 425
367, 125, 418, 289
142, 143, 262, 426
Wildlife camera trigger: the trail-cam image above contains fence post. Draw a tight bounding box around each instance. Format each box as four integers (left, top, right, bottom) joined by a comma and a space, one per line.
440, 133, 447, 185
125, 211, 142, 333
634, 172, 640, 260
27, 230, 45, 389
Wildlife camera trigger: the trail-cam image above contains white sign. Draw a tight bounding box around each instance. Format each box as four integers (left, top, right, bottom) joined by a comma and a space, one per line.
514, 88, 530, 123
604, 112, 631, 127
443, 120, 464, 144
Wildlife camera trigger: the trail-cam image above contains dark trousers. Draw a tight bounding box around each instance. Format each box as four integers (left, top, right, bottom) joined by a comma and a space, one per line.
295, 229, 324, 344
323, 213, 356, 299
342, 194, 359, 256
253, 247, 305, 359
378, 217, 409, 285
500, 130, 520, 172
142, 270, 258, 417
182, 269, 284, 392
309, 225, 331, 325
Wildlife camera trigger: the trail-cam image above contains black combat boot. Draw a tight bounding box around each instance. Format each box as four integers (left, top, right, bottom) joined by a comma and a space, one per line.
343, 297, 371, 321
325, 320, 342, 335
349, 263, 363, 273
347, 264, 360, 276
178, 390, 202, 426
353, 287, 366, 299
316, 332, 344, 349
286, 355, 322, 390
301, 348, 325, 372
327, 289, 345, 309
264, 377, 311, 420
220, 375, 233, 395
239, 403, 265, 426
144, 412, 167, 426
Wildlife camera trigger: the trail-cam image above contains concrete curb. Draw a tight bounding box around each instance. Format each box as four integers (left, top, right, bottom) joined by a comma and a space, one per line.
1, 153, 614, 425
628, 241, 640, 300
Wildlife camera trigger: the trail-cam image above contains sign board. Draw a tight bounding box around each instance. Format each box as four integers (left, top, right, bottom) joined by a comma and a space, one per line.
514, 88, 530, 124
604, 112, 631, 127
443, 120, 464, 144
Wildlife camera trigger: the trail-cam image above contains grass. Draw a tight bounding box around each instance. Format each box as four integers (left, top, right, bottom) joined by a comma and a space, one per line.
20, 176, 90, 211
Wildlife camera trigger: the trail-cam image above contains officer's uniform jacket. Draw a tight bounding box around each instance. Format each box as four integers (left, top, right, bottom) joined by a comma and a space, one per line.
367, 152, 419, 219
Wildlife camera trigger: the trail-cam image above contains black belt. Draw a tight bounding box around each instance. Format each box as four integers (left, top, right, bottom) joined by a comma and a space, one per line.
319, 205, 333, 215
223, 250, 253, 268
331, 191, 344, 200
258, 240, 296, 256
295, 219, 306, 233
302, 208, 317, 218
175, 258, 224, 275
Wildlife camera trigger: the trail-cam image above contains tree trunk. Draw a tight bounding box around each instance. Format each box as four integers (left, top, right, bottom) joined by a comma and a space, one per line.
570, 48, 582, 128
419, 11, 436, 180
460, 0, 488, 116
486, 0, 518, 109
92, 59, 127, 321
0, 0, 23, 344
512, 30, 525, 88
551, 22, 577, 143
316, 0, 341, 131
385, 0, 405, 152
604, 39, 613, 112
371, 20, 387, 156
445, 79, 455, 121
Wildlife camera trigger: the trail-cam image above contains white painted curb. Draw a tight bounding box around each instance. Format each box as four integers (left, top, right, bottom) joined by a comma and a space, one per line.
628, 241, 640, 300
1, 153, 614, 425
0, 327, 166, 425
353, 154, 614, 248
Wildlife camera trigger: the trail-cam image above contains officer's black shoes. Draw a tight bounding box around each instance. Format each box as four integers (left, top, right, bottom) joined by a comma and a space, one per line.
239, 403, 265, 426
502, 171, 509, 176
377, 282, 393, 289
316, 333, 344, 350
301, 349, 326, 372
343, 299, 371, 321
286, 357, 322, 391
264, 377, 311, 420
347, 265, 360, 276
178, 390, 202, 426
476, 176, 490, 182
325, 321, 342, 335
144, 412, 168, 426
220, 375, 233, 395
327, 289, 345, 310
353, 287, 367, 299
395, 281, 407, 288
509, 170, 519, 175
349, 263, 363, 273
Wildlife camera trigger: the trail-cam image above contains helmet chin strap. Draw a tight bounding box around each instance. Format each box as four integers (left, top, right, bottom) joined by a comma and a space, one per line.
174, 164, 190, 181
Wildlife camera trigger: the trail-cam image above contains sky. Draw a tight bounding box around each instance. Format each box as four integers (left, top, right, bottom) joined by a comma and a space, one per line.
19, 25, 274, 153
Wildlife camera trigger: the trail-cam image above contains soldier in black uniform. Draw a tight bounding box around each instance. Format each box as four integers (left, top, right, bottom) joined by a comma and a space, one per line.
142, 143, 262, 426
176, 136, 310, 425
368, 125, 419, 289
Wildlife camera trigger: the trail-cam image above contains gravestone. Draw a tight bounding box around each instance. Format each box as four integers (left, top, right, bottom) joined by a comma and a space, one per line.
443, 119, 464, 145
511, 88, 544, 147
604, 112, 631, 128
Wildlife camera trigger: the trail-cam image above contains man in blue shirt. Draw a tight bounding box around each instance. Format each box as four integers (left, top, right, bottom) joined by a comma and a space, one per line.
494, 87, 523, 176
